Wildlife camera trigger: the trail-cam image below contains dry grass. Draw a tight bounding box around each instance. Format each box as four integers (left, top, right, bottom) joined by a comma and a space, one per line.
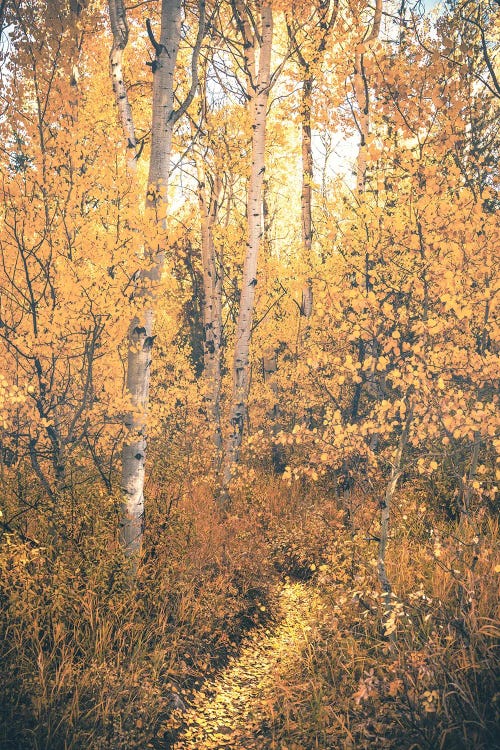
0, 474, 498, 749
257, 489, 500, 750
0, 478, 276, 749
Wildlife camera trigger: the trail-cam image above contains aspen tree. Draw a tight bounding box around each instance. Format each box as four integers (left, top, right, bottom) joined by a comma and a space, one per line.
1, 0, 89, 505
378, 398, 412, 639
107, 0, 206, 560
108, 0, 138, 173
223, 0, 274, 492
186, 57, 225, 458
286, 1, 339, 332
352, 0, 403, 623
0, 0, 137, 545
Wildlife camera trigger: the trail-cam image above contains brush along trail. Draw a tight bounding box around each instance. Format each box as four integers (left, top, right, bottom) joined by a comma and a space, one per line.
171, 580, 324, 749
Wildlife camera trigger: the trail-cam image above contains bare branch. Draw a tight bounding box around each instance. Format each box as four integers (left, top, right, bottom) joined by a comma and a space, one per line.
146, 17, 162, 55
171, 0, 207, 124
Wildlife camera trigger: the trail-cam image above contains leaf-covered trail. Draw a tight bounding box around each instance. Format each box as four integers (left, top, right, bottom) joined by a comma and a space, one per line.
172, 581, 324, 749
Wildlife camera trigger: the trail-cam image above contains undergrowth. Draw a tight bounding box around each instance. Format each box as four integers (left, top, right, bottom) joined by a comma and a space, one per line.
0, 479, 276, 750
0, 473, 498, 749
255, 486, 500, 750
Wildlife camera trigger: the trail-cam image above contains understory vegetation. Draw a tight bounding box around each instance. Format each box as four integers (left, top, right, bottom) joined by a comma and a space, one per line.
1, 468, 498, 749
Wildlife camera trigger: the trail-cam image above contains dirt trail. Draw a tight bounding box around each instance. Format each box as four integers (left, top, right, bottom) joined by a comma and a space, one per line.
172, 581, 322, 749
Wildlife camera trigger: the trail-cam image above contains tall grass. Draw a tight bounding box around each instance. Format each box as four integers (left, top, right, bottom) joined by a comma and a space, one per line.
1, 474, 498, 748
259, 488, 500, 749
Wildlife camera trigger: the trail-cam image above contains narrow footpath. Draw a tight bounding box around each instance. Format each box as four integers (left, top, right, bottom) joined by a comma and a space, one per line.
171, 581, 323, 749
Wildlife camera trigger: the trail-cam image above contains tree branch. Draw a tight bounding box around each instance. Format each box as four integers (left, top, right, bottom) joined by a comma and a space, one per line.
171, 0, 207, 124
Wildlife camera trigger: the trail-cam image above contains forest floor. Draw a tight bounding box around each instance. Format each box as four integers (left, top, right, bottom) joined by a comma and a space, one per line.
169, 580, 323, 749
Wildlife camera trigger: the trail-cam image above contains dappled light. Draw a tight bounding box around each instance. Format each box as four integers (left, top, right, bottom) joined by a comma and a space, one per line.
171, 583, 323, 748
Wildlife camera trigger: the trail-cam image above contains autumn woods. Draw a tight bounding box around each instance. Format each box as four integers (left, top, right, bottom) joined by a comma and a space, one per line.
0, 0, 499, 748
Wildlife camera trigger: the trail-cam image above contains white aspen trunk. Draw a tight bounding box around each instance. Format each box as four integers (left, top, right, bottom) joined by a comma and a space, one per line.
108, 0, 138, 173
285, 6, 339, 436
67, 0, 85, 121
300, 76, 313, 322
196, 156, 223, 453
299, 82, 314, 431
286, 3, 339, 325
117, 0, 182, 559
223, 1, 273, 492
262, 348, 279, 414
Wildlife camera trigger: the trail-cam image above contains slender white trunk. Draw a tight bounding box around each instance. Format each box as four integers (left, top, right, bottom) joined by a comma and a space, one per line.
109, 0, 138, 173
113, 0, 182, 559
353, 47, 370, 194
67, 0, 84, 122
300, 76, 313, 322
223, 1, 273, 491
286, 3, 339, 324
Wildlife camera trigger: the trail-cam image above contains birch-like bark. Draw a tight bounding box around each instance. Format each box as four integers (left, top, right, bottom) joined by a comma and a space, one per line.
223, 0, 273, 491
300, 75, 314, 322
195, 154, 223, 454
286, 2, 339, 329
108, 0, 138, 173
66, 0, 85, 122
117, 0, 205, 559
121, 0, 183, 558
108, 0, 183, 560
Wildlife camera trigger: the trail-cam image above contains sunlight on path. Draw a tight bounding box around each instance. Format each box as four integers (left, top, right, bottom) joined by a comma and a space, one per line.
173, 581, 322, 749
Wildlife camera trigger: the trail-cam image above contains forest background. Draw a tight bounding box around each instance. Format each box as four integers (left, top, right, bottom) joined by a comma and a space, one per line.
0, 0, 499, 747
